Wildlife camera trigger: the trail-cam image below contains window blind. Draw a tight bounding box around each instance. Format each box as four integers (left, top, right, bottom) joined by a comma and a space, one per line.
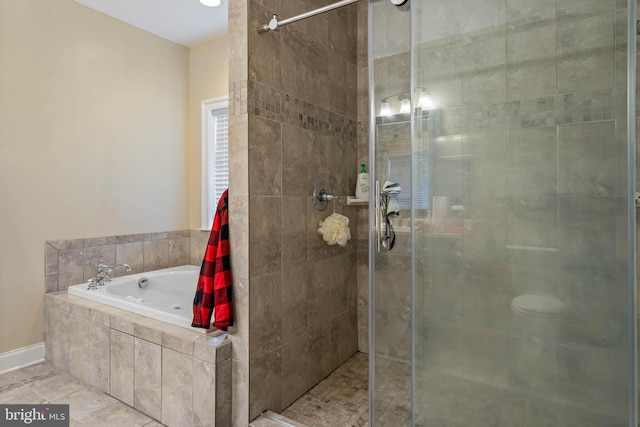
207, 107, 229, 225
388, 151, 430, 210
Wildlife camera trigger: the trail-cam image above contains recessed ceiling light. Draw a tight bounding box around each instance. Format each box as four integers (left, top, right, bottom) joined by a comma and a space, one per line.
199, 0, 221, 7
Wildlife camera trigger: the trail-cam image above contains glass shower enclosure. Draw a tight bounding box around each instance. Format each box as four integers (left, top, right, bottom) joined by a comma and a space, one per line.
369, 0, 637, 425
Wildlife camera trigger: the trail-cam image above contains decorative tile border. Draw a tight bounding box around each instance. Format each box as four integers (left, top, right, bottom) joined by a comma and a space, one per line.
247, 80, 357, 141
428, 87, 625, 137
45, 230, 210, 293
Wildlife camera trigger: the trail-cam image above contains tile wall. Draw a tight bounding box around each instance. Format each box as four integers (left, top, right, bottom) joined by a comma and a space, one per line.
227, 1, 251, 425
228, 0, 362, 423
44, 230, 209, 292
245, 0, 360, 420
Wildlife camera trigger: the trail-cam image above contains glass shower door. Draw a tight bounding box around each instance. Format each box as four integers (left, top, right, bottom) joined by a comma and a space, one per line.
369, 1, 412, 425
371, 115, 413, 427
412, 0, 636, 426
370, 0, 636, 425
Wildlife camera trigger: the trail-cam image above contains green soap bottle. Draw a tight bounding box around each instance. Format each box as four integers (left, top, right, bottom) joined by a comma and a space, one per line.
355, 163, 369, 200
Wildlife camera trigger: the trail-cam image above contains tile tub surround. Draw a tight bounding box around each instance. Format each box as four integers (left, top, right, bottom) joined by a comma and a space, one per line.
44, 291, 232, 427
45, 230, 210, 293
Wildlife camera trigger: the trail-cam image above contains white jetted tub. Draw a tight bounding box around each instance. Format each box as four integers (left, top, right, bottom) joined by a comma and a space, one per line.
68, 265, 204, 330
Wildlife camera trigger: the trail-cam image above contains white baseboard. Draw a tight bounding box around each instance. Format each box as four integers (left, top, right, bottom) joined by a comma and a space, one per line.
0, 343, 45, 375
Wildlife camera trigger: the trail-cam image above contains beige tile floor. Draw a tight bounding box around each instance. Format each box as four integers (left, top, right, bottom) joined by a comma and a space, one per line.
6, 353, 622, 427
282, 352, 372, 427
280, 352, 416, 427
279, 351, 627, 427
0, 362, 159, 426
3, 355, 373, 427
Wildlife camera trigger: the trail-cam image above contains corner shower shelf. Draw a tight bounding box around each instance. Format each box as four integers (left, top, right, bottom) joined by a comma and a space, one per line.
347, 196, 369, 206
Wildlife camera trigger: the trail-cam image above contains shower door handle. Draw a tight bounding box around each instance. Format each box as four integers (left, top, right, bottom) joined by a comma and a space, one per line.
375, 180, 381, 252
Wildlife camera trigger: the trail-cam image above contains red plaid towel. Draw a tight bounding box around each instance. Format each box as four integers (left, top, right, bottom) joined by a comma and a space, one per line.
192, 189, 233, 330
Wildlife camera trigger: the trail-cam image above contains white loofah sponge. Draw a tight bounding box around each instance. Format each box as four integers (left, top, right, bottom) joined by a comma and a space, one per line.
317, 213, 352, 247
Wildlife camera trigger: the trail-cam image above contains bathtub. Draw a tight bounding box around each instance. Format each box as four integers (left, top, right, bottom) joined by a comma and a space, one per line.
68, 265, 206, 331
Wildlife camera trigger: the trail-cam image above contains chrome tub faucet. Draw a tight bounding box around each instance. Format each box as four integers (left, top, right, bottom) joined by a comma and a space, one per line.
87, 260, 131, 290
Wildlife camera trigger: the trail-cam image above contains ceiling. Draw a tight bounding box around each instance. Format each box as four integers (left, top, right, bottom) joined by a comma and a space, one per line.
74, 0, 228, 48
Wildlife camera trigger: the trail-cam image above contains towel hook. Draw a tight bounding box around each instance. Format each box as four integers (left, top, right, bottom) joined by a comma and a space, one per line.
313, 183, 338, 211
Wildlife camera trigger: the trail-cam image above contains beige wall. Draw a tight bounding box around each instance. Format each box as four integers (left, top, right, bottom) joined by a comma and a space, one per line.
0, 0, 190, 354
188, 37, 229, 229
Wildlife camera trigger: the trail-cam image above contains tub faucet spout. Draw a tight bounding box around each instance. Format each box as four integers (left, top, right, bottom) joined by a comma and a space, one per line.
105, 263, 132, 273
94, 260, 132, 286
